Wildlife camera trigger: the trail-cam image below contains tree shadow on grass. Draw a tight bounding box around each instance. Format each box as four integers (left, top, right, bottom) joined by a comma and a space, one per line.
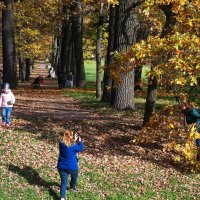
11, 113, 191, 174
8, 164, 60, 200
12, 88, 191, 174
11, 113, 183, 170
91, 132, 194, 174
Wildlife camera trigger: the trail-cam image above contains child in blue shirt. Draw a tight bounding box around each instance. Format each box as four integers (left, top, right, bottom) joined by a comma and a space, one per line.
180, 102, 200, 161
57, 130, 84, 200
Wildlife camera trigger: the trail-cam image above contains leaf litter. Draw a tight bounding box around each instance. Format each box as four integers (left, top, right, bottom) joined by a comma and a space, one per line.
0, 88, 199, 199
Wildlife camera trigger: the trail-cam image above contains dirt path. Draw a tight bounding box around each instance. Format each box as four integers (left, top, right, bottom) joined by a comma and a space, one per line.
12, 86, 170, 165
14, 88, 91, 120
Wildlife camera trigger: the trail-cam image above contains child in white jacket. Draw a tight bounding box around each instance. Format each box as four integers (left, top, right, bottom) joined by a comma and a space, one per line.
0, 83, 15, 127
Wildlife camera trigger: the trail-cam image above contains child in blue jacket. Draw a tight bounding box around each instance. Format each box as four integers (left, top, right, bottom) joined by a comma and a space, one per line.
57, 130, 84, 200
180, 102, 200, 161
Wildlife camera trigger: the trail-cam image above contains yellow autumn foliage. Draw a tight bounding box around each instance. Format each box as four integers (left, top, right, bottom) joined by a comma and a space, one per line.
109, 0, 200, 88
14, 0, 62, 58
133, 105, 200, 171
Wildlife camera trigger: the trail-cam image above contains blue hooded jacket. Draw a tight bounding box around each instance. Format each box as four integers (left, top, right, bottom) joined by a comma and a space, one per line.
185, 108, 200, 124
57, 141, 84, 171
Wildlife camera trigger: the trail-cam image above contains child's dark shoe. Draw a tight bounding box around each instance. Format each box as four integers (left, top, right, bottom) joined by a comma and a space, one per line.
70, 188, 78, 192
197, 147, 200, 161
197, 155, 200, 161
197, 154, 200, 161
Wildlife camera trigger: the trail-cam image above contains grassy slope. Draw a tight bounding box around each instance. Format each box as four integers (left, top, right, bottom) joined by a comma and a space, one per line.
85, 60, 150, 84
0, 95, 199, 200
84, 61, 174, 108
0, 63, 199, 199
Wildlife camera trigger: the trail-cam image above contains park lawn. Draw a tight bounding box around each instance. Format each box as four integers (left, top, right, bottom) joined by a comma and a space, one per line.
0, 88, 199, 200
64, 88, 177, 113
85, 60, 100, 83
85, 60, 101, 89
84, 60, 150, 89
0, 127, 200, 200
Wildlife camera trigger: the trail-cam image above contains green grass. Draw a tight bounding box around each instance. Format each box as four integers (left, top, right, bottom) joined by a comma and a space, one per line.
1, 81, 199, 200
64, 90, 110, 110
141, 65, 151, 84
64, 89, 176, 114
85, 60, 103, 89
84, 60, 150, 88
75, 59, 175, 107
0, 95, 199, 200
1, 154, 199, 200
84, 61, 175, 109
85, 60, 99, 83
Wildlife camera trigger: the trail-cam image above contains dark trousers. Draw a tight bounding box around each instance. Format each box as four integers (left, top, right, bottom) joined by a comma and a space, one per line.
58, 169, 78, 198
196, 127, 200, 147
196, 138, 200, 147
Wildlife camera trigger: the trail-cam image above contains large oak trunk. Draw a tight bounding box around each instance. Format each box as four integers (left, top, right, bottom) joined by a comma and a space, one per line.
112, 0, 140, 109
72, 2, 85, 88
2, 0, 17, 88
113, 71, 135, 109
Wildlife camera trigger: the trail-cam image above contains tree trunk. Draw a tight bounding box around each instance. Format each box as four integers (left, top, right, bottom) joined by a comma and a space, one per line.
72, 1, 85, 88
18, 55, 26, 82
52, 37, 62, 76
29, 58, 34, 74
113, 71, 135, 109
143, 74, 157, 125
112, 0, 140, 109
51, 37, 56, 69
60, 25, 67, 76
134, 66, 143, 91
2, 0, 17, 88
143, 4, 176, 125
96, 2, 104, 98
71, 41, 76, 84
60, 5, 73, 78
159, 4, 176, 38
67, 23, 73, 75
56, 39, 62, 76
25, 58, 30, 81
101, 5, 116, 102
52, 37, 60, 74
